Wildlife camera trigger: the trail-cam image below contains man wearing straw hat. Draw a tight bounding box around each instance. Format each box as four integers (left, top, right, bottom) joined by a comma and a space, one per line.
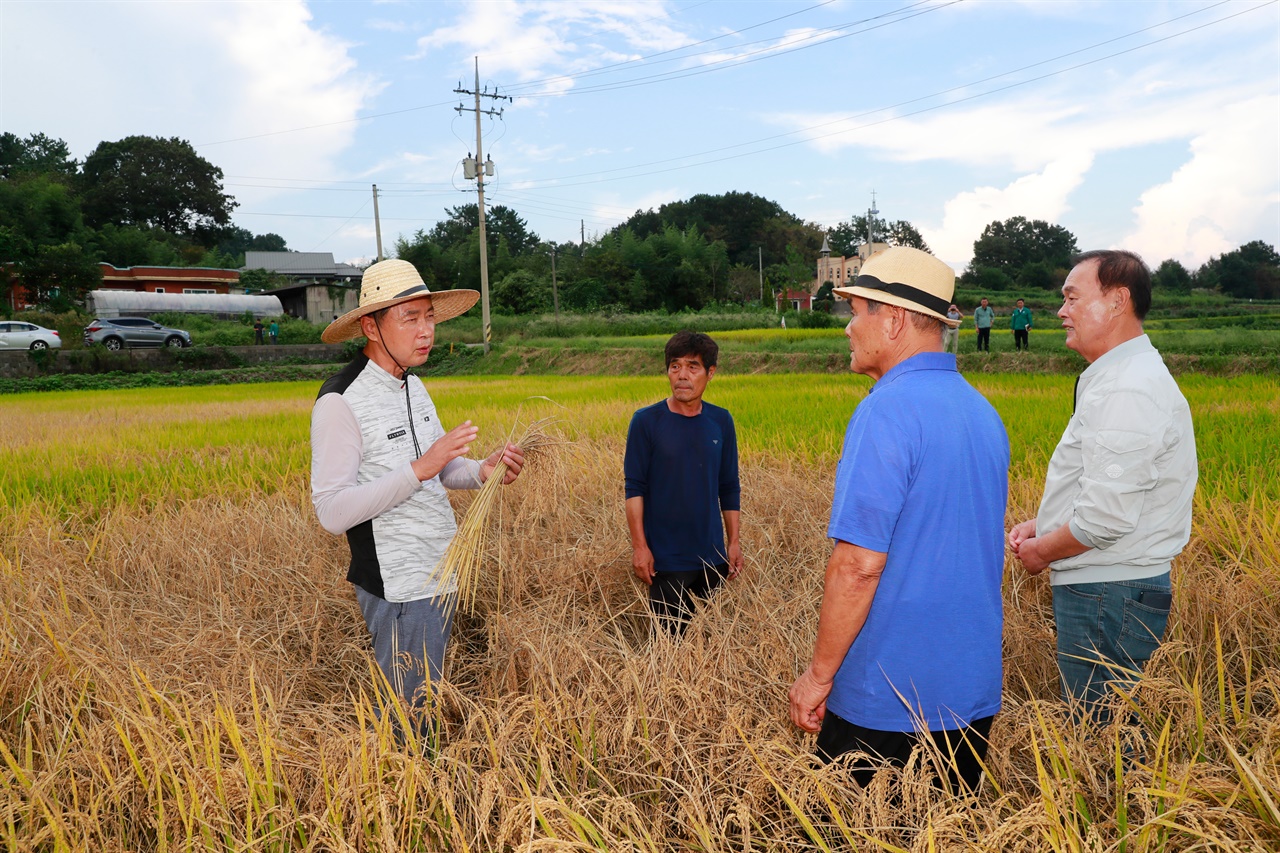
311, 259, 524, 736
789, 247, 1009, 792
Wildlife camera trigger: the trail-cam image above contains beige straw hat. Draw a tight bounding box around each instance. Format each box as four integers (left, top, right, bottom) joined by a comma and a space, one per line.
321, 259, 479, 343
833, 246, 960, 328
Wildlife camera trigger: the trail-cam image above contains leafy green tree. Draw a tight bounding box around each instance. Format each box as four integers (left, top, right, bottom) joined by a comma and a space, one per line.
1196, 241, 1280, 299
424, 203, 538, 258
829, 215, 931, 255
215, 226, 288, 265
613, 191, 800, 266
968, 216, 1077, 280
0, 132, 76, 180
1016, 260, 1062, 291
813, 280, 836, 313
79, 136, 237, 239
1151, 259, 1192, 293
0, 174, 83, 250
960, 266, 1015, 292
17, 242, 102, 310
492, 269, 550, 314
239, 268, 292, 292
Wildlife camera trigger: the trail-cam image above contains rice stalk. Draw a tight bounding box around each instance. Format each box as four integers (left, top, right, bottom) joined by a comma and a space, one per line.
436, 415, 566, 616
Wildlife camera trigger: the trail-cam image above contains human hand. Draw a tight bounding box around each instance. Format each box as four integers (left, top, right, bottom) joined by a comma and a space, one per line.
1017, 536, 1051, 575
1008, 519, 1037, 555
789, 665, 833, 733
481, 442, 524, 485
632, 545, 655, 585
412, 420, 478, 482
726, 541, 744, 580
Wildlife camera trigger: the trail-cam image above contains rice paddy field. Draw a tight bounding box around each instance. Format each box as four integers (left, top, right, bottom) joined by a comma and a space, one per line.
1, 372, 1277, 851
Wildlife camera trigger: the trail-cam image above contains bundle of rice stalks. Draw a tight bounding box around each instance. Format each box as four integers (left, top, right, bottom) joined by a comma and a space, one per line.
436, 415, 565, 615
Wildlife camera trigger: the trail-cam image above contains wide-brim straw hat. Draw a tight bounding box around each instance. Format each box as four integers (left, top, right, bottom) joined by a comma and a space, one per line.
321, 259, 480, 343
833, 246, 960, 328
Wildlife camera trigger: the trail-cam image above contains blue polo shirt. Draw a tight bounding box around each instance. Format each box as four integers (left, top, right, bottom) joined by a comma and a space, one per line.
624, 400, 740, 573
828, 352, 1008, 732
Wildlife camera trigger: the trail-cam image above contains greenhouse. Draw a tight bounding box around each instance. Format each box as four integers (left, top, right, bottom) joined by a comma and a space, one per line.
85, 290, 284, 319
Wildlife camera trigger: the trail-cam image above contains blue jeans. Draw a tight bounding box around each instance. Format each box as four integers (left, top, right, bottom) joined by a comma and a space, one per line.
1052, 574, 1171, 720
356, 587, 454, 737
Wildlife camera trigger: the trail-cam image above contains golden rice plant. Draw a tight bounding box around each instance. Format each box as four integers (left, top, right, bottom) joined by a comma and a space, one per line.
435, 414, 566, 615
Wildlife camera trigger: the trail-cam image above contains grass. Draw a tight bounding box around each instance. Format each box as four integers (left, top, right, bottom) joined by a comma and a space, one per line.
0, 374, 1277, 850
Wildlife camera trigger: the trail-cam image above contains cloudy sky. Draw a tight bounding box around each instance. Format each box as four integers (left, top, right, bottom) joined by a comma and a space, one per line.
3, 0, 1277, 272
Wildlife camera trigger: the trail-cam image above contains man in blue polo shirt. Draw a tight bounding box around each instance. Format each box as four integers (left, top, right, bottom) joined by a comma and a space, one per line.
624, 331, 742, 636
789, 247, 1009, 791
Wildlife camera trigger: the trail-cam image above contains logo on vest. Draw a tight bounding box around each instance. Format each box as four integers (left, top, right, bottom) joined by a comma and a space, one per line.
387, 429, 407, 440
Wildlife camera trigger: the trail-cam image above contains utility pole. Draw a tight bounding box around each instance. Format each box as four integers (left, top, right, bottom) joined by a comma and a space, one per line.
372, 184, 384, 261
455, 58, 510, 354
758, 246, 764, 306
550, 246, 559, 323
866, 189, 879, 257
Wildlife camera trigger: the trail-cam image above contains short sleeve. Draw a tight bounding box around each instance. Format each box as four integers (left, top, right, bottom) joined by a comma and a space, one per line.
827, 401, 911, 553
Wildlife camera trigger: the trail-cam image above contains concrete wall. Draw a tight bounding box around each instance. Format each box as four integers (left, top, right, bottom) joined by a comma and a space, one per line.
0, 344, 348, 379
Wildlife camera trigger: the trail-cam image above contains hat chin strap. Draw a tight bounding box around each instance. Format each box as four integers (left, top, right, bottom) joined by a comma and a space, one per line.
371, 313, 411, 382
371, 314, 423, 458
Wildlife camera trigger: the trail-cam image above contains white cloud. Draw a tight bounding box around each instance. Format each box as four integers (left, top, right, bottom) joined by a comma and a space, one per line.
921, 152, 1095, 269
413, 0, 691, 86
1, 1, 380, 209
1122, 95, 1280, 267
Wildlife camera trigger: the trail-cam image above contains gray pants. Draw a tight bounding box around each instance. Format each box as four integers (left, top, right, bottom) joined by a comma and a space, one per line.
356, 586, 454, 734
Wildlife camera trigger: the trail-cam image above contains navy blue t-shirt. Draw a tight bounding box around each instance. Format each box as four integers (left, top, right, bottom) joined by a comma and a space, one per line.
624, 400, 741, 573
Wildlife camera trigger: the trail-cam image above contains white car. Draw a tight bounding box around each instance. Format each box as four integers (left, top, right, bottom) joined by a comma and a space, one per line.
0, 321, 62, 351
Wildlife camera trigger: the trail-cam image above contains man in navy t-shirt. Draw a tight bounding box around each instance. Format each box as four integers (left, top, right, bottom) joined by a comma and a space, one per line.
624, 331, 742, 636
788, 247, 1009, 792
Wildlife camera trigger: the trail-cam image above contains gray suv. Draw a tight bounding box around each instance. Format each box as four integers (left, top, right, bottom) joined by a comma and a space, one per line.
83, 317, 192, 350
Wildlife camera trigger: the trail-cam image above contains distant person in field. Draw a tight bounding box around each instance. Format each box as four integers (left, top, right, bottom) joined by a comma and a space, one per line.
310, 259, 524, 738
789, 247, 1009, 792
269, 319, 279, 345
973, 297, 994, 351
624, 331, 742, 637
254, 319, 265, 345
1011, 298, 1033, 351
943, 304, 963, 353
1009, 250, 1196, 723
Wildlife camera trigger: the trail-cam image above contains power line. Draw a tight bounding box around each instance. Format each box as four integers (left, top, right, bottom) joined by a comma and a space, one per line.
502, 0, 1266, 190
502, 0, 844, 92
197, 99, 458, 148
510, 2, 950, 98
192, 2, 929, 150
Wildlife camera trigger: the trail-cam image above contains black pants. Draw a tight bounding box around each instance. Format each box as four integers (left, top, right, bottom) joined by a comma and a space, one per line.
816, 711, 994, 792
975, 328, 990, 351
649, 564, 728, 636
1014, 329, 1029, 350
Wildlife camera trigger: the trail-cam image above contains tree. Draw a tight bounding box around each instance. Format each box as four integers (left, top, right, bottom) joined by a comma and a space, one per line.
1151, 259, 1192, 294
968, 216, 1078, 283
79, 136, 237, 239
215, 226, 288, 264
0, 175, 84, 251
0, 132, 76, 180
17, 242, 102, 310
829, 215, 931, 255
1196, 241, 1280, 299
492, 269, 551, 314
961, 266, 1015, 292
813, 280, 836, 313
611, 191, 799, 266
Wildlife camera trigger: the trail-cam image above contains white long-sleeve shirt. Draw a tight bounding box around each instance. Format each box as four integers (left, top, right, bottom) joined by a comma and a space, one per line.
1036, 335, 1197, 586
